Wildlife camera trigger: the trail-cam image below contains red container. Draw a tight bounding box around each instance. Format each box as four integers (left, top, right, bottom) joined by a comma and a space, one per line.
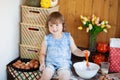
97, 42, 108, 53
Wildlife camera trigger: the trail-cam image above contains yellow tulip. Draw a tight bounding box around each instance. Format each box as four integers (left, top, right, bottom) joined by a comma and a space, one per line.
89, 24, 93, 30
80, 15, 88, 21
80, 15, 84, 19
105, 21, 108, 24
103, 29, 108, 33
86, 28, 89, 33
92, 14, 97, 22
78, 26, 83, 30
106, 25, 111, 29
95, 17, 100, 24
81, 19, 86, 24
84, 17, 88, 21
101, 21, 105, 25
101, 25, 105, 28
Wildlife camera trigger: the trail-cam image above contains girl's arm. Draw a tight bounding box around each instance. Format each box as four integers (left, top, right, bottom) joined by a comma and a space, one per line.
39, 39, 46, 65
39, 38, 47, 72
70, 36, 89, 57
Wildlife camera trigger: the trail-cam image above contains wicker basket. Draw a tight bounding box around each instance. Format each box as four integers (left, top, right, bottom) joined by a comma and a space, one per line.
20, 44, 40, 60
7, 57, 41, 80
20, 23, 47, 47
21, 5, 59, 25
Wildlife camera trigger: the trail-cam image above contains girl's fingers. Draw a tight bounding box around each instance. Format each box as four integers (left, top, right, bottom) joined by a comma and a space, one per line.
39, 64, 45, 71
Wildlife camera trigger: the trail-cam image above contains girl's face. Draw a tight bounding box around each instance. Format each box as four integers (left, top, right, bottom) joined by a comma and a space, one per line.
48, 22, 63, 35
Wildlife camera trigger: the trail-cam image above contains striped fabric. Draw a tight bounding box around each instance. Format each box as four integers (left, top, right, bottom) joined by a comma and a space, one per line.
7, 66, 41, 80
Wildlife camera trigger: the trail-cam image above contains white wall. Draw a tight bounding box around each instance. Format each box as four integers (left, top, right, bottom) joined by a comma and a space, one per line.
0, 0, 22, 79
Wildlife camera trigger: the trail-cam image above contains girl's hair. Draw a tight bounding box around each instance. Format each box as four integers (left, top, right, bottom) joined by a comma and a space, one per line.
46, 11, 66, 32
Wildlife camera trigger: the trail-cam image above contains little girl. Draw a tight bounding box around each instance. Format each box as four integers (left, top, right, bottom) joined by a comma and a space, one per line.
39, 12, 90, 80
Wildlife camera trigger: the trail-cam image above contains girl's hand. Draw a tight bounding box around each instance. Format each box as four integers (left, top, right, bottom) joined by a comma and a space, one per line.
84, 50, 90, 67
83, 50, 90, 56
39, 63, 45, 72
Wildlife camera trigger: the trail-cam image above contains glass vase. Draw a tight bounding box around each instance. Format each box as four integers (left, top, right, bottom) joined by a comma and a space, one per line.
89, 33, 97, 53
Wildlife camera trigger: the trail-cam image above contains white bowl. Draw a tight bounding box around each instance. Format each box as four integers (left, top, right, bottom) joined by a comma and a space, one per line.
73, 61, 100, 79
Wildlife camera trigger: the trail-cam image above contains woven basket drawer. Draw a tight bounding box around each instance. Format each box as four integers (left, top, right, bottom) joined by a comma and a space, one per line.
21, 5, 59, 25
20, 23, 47, 47
20, 44, 40, 60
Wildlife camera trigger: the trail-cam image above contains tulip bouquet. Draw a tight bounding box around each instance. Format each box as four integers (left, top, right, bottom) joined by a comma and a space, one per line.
78, 14, 111, 52
78, 14, 111, 35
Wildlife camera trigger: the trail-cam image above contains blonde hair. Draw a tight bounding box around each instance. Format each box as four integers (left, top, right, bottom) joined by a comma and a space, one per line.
46, 12, 66, 32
